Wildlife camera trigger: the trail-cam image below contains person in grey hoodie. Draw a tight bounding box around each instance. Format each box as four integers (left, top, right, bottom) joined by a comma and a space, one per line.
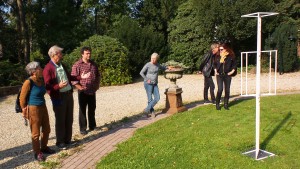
140, 53, 166, 118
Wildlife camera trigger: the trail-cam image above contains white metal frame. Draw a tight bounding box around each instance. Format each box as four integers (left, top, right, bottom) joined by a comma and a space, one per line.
240, 50, 278, 96
241, 12, 278, 160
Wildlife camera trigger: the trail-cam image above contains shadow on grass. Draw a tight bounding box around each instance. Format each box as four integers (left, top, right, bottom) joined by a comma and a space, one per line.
260, 111, 292, 149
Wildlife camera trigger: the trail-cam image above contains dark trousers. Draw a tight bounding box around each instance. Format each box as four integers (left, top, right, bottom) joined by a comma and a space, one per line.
53, 91, 74, 144
203, 75, 215, 101
78, 91, 96, 131
216, 74, 232, 104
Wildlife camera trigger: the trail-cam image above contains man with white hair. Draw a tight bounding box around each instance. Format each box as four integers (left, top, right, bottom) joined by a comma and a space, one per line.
43, 45, 89, 149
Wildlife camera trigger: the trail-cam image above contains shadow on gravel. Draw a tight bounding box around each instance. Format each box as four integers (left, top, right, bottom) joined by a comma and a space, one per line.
0, 136, 56, 168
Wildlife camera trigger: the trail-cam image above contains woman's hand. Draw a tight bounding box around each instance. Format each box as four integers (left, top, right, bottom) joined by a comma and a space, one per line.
228, 69, 235, 76
22, 107, 28, 119
214, 69, 219, 75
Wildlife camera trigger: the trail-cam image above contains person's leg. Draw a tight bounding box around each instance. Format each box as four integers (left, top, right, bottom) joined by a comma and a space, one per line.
224, 75, 232, 110
65, 92, 74, 143
40, 105, 50, 150
78, 91, 88, 132
216, 75, 224, 110
52, 103, 66, 145
207, 76, 216, 102
144, 82, 154, 113
149, 84, 160, 111
203, 76, 209, 101
87, 94, 96, 130
29, 106, 41, 154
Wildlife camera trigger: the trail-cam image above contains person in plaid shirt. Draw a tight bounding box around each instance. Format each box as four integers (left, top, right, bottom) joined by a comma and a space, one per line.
71, 47, 101, 135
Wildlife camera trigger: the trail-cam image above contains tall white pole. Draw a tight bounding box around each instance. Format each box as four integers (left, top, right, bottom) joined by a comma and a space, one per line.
255, 14, 262, 159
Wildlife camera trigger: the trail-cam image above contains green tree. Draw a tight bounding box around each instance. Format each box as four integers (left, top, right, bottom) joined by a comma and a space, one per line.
271, 23, 298, 73
138, 0, 185, 41
64, 35, 132, 86
109, 15, 166, 77
168, 0, 210, 72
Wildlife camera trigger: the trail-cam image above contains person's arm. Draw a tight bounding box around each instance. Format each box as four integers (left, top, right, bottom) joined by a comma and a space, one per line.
199, 53, 209, 71
70, 62, 85, 90
228, 57, 237, 76
43, 65, 60, 92
140, 63, 148, 80
20, 79, 30, 109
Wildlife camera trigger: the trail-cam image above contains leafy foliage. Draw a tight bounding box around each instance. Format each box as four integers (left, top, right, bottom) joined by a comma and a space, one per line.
270, 23, 298, 72
64, 35, 132, 86
168, 0, 209, 72
109, 16, 166, 77
0, 60, 27, 86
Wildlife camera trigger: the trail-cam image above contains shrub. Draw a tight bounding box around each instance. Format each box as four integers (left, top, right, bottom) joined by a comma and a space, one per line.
64, 35, 132, 86
0, 60, 27, 86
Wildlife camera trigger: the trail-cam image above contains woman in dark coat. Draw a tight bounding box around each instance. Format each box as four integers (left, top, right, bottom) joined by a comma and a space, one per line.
214, 44, 237, 110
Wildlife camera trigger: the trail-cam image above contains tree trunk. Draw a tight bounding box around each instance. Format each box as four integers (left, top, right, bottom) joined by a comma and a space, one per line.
17, 0, 30, 64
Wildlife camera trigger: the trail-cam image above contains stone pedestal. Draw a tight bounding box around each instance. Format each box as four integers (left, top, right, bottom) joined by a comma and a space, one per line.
163, 87, 187, 114
163, 68, 187, 114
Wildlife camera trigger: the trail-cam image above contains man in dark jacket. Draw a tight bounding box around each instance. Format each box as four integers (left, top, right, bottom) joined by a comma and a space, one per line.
43, 45, 90, 149
199, 43, 219, 104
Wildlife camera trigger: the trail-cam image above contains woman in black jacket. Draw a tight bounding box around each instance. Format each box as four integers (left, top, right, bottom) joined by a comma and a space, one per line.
214, 44, 237, 110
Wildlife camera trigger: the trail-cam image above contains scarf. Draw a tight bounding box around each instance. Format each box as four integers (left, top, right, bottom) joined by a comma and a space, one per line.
220, 51, 229, 63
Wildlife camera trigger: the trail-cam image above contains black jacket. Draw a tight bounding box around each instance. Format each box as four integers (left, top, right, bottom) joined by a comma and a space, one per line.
214, 55, 237, 75
199, 51, 215, 77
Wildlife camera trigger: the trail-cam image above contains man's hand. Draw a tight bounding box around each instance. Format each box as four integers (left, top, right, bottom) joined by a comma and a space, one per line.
75, 84, 86, 91
59, 81, 68, 89
81, 71, 91, 79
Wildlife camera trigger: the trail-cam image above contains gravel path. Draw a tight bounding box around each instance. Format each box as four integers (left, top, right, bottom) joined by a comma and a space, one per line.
1, 72, 300, 168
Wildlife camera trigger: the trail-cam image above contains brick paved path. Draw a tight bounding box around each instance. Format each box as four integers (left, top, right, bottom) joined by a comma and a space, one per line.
60, 113, 171, 169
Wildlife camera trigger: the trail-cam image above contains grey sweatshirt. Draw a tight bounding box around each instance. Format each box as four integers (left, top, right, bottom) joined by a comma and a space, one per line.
140, 62, 166, 84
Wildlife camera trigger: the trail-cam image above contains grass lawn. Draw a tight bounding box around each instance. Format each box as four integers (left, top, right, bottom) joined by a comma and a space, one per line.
97, 94, 300, 169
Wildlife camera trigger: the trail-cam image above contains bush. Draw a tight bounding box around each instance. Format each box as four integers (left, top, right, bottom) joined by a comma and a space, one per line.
109, 16, 167, 77
64, 35, 132, 86
269, 22, 298, 73
0, 60, 27, 86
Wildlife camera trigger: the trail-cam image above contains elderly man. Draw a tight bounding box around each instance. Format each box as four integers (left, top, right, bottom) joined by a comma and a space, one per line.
43, 45, 89, 149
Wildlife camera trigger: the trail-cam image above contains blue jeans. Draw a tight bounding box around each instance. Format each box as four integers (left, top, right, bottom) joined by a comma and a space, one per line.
144, 82, 160, 113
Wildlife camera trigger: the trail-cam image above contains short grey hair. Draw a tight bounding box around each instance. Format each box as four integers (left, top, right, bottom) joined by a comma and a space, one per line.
210, 43, 219, 50
151, 52, 159, 59
25, 61, 40, 76
48, 45, 63, 58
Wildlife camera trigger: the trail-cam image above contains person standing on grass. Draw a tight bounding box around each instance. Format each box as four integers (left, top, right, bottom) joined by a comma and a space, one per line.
20, 61, 55, 162
214, 44, 237, 110
43, 45, 90, 149
140, 53, 168, 118
199, 43, 219, 104
71, 47, 101, 135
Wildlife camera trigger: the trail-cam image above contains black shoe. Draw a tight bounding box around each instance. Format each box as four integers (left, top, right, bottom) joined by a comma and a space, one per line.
41, 147, 55, 154
65, 141, 77, 147
224, 104, 229, 110
34, 152, 45, 162
80, 130, 88, 135
216, 104, 221, 110
204, 100, 212, 104
212, 100, 216, 105
56, 143, 67, 150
